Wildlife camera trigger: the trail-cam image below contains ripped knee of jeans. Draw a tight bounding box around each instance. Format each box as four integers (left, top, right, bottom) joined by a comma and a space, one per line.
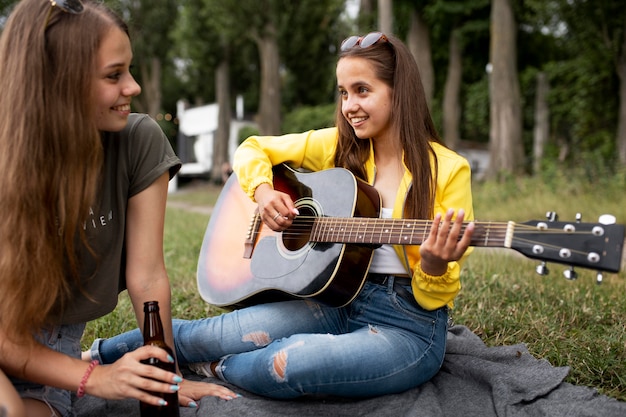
271, 349, 288, 382
269, 339, 307, 382
241, 331, 272, 347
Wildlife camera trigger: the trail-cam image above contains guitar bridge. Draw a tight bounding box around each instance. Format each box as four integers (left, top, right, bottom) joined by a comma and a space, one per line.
243, 211, 262, 259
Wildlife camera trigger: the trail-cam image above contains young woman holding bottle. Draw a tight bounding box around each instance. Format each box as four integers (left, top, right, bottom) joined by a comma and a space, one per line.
0, 1, 235, 416
88, 32, 475, 399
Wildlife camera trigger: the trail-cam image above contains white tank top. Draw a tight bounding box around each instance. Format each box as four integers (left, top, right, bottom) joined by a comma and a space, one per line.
367, 208, 408, 275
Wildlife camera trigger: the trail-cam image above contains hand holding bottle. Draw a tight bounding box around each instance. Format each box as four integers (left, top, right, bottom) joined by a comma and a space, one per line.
78, 344, 182, 405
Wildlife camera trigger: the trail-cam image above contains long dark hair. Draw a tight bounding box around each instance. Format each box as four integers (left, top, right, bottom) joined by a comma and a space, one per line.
333, 33, 441, 220
0, 0, 130, 342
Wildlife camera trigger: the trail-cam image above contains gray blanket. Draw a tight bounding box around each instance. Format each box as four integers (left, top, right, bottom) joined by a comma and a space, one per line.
73, 325, 626, 416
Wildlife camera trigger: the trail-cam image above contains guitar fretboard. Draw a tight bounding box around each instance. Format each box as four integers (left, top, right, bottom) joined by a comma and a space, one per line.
309, 218, 514, 248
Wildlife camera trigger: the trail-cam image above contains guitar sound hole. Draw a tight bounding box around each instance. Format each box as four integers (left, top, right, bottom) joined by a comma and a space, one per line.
283, 205, 315, 251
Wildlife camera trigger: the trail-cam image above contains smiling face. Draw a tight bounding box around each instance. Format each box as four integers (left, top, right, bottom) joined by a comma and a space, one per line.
336, 56, 393, 142
92, 26, 141, 132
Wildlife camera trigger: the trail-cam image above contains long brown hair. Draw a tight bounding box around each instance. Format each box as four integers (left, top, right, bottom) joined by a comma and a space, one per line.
333, 33, 441, 220
0, 0, 129, 343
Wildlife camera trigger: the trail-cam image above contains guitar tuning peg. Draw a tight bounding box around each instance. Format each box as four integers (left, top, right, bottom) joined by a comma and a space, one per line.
575, 213, 582, 223
536, 262, 549, 275
563, 266, 578, 280
598, 214, 616, 225
596, 272, 603, 285
545, 211, 558, 222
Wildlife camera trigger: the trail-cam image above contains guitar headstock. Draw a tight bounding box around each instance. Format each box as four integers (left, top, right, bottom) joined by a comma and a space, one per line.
512, 213, 624, 277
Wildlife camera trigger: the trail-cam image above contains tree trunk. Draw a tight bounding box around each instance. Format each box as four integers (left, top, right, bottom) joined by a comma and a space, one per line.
487, 0, 524, 179
138, 57, 162, 118
408, 9, 434, 108
212, 46, 231, 184
443, 28, 462, 150
378, 0, 393, 34
256, 22, 282, 135
533, 72, 550, 174
617, 16, 626, 165
358, 0, 375, 32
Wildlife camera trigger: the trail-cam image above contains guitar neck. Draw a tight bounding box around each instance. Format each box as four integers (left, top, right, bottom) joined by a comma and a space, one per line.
310, 217, 512, 248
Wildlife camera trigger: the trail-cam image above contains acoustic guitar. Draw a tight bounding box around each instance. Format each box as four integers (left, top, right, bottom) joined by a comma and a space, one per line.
197, 165, 624, 308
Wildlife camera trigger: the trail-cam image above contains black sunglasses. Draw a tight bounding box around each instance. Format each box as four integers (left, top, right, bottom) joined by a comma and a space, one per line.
340, 32, 388, 51
44, 0, 84, 30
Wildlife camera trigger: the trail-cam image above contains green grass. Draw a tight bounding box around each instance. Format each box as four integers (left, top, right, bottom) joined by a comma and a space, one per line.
83, 172, 626, 401
456, 250, 626, 400
459, 170, 626, 401
167, 180, 222, 208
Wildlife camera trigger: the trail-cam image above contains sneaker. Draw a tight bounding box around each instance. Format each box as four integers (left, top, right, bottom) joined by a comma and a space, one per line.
188, 362, 214, 378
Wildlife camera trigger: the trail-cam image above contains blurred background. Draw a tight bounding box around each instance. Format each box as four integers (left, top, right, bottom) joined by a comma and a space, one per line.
2, 0, 625, 187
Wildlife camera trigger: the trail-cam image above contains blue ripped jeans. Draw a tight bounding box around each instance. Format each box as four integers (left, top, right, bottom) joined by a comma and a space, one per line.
90, 278, 448, 399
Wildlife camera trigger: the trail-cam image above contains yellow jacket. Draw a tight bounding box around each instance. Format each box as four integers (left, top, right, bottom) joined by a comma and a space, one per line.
233, 127, 474, 310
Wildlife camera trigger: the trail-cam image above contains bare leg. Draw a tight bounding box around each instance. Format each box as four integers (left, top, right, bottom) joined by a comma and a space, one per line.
0, 371, 25, 417
22, 399, 58, 417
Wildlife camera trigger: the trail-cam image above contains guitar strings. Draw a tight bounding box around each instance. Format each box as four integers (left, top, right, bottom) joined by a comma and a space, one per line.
250, 214, 603, 255
254, 215, 603, 235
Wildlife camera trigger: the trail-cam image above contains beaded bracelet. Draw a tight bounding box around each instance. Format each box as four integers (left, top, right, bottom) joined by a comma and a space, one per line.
77, 360, 99, 398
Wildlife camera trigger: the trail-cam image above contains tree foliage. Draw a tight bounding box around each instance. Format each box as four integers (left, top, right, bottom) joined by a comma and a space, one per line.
1, 0, 625, 175
104, 0, 178, 117
278, 0, 347, 108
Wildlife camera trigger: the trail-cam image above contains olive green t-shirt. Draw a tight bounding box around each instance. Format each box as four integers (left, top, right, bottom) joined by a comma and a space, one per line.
60, 114, 181, 324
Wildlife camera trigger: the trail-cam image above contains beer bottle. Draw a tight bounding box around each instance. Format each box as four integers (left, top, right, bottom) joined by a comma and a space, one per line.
139, 301, 180, 417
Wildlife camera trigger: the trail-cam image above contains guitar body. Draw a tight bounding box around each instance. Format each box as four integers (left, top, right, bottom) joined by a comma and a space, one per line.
197, 165, 381, 308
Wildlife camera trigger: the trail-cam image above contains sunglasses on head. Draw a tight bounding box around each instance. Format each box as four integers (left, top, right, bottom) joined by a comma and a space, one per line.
44, 0, 84, 30
340, 32, 388, 51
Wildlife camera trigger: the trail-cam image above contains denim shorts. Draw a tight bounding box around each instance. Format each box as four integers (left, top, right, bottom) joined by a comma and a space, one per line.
11, 323, 85, 417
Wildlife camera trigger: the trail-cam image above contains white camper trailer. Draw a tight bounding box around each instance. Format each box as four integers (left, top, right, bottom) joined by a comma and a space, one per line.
175, 96, 251, 180
176, 102, 219, 178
